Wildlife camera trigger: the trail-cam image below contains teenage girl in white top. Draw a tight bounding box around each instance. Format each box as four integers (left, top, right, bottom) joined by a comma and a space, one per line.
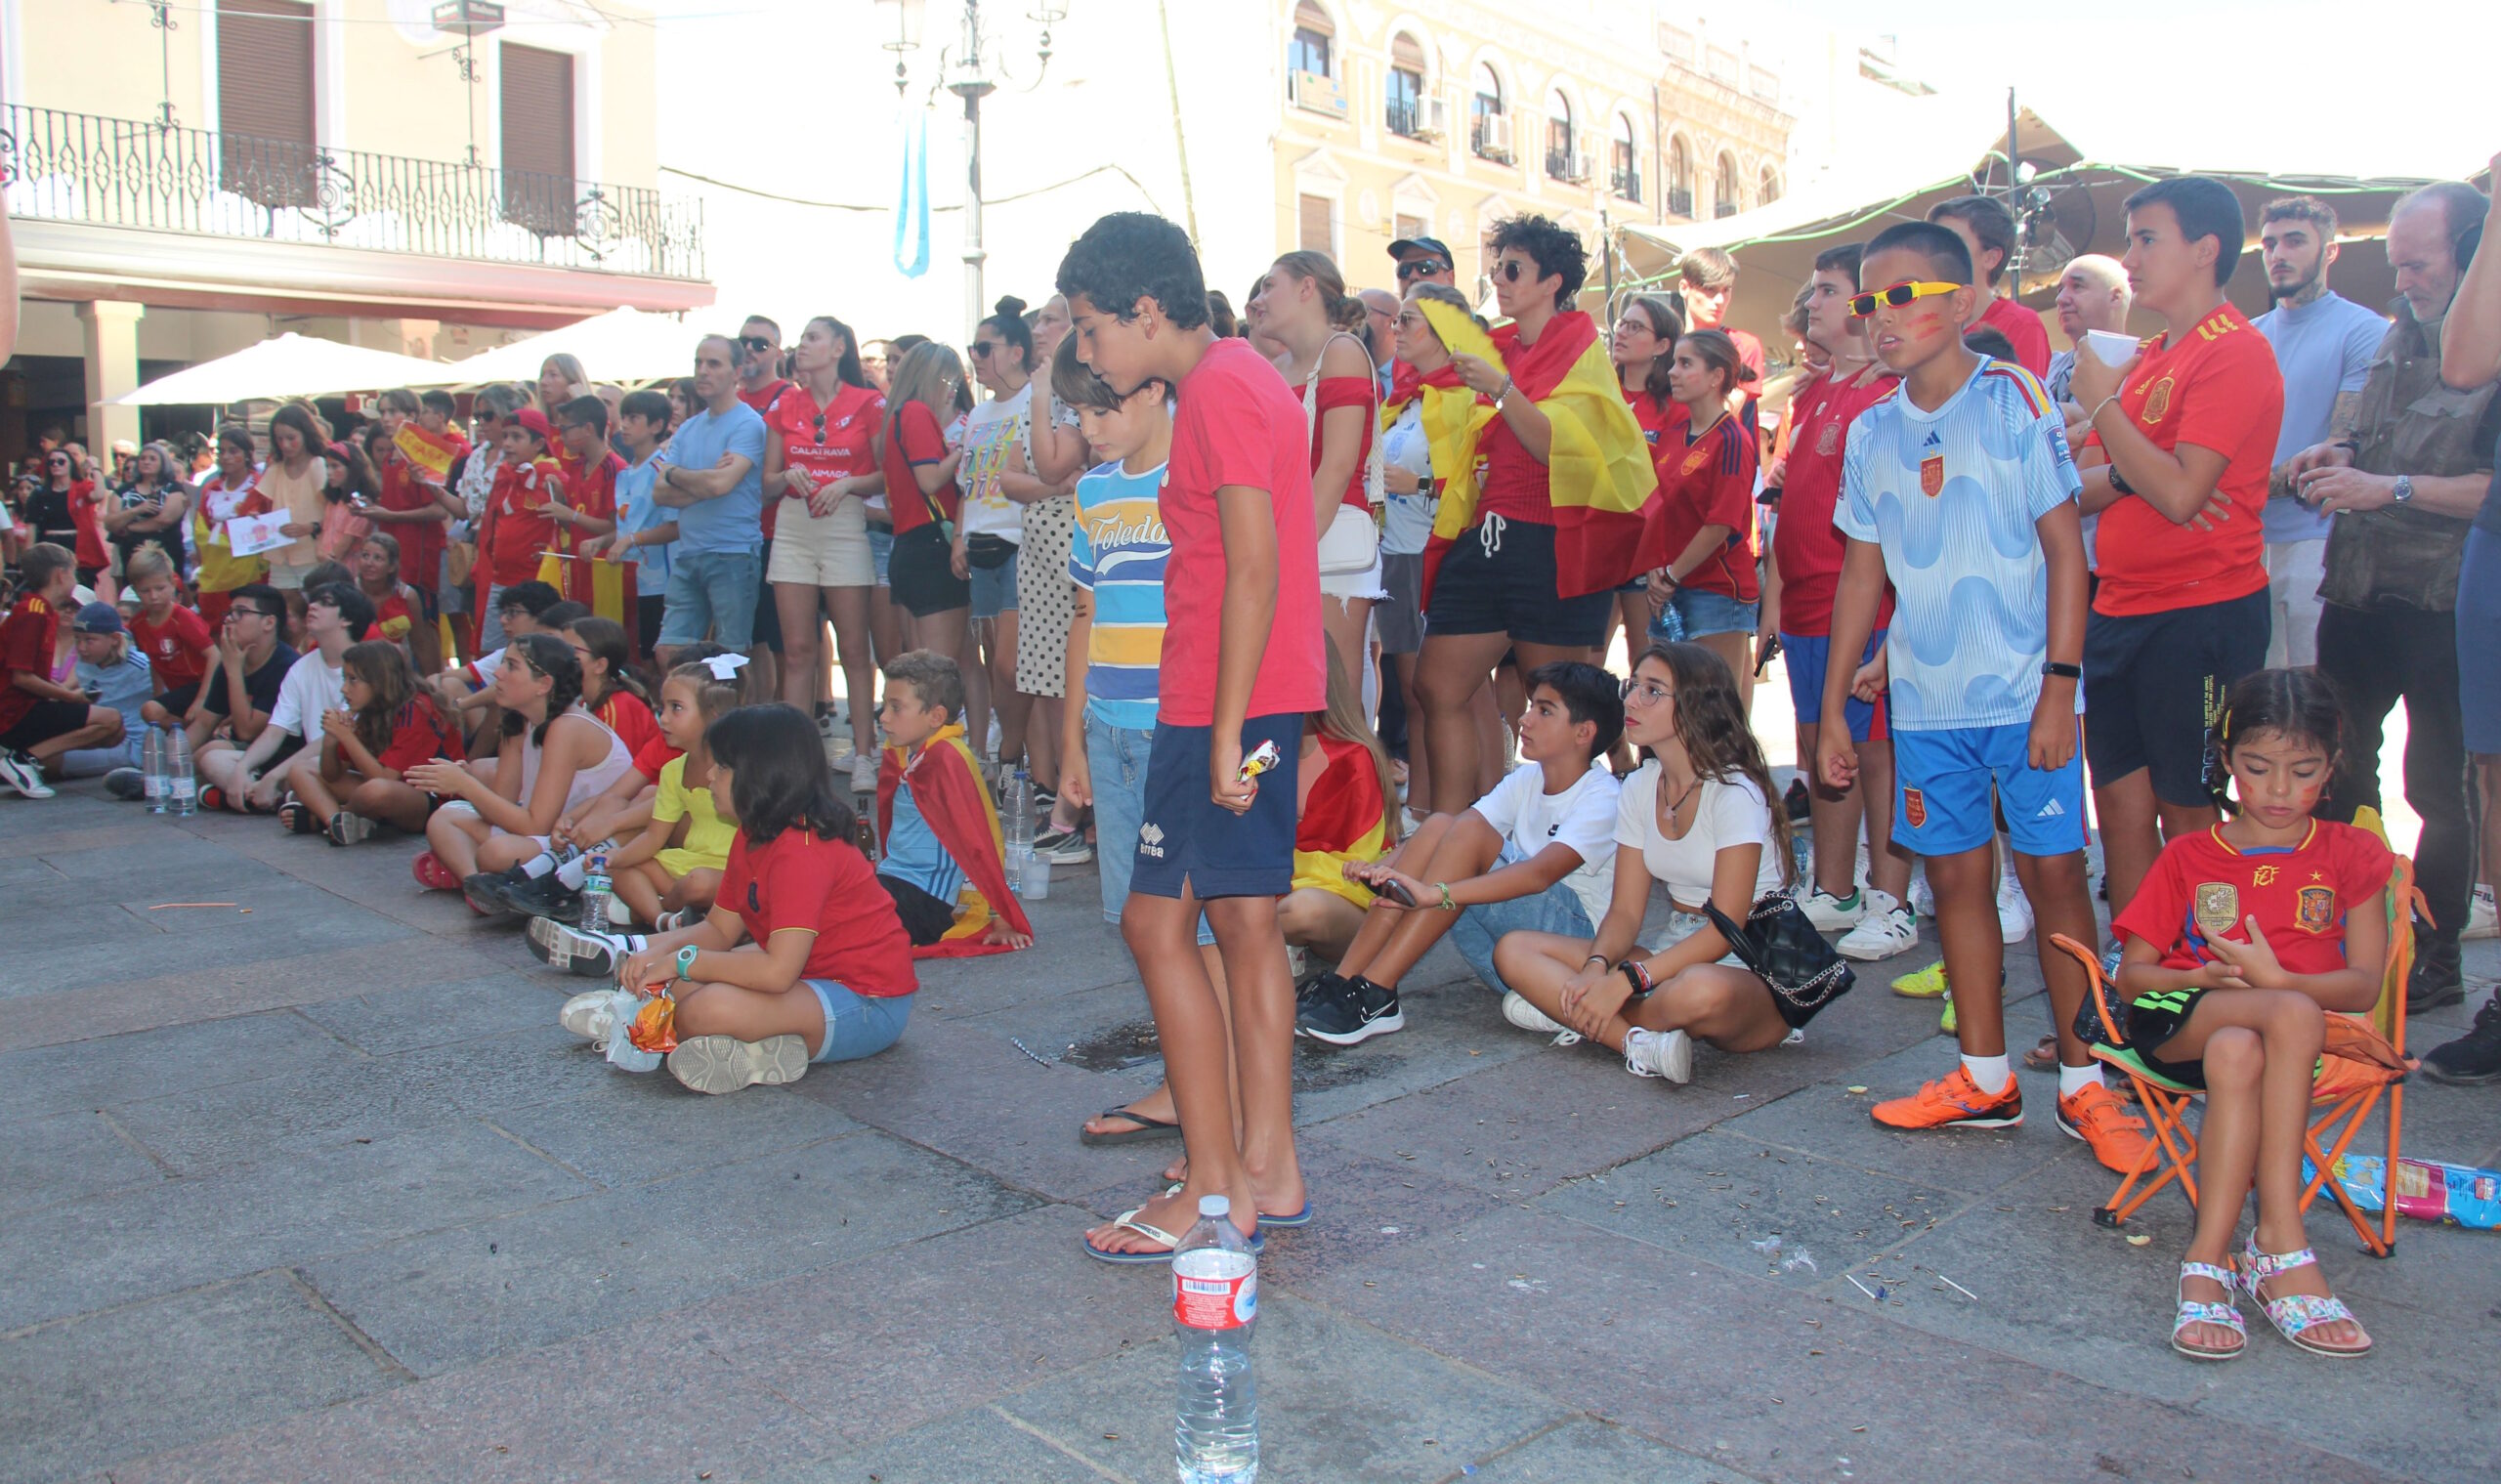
1493, 642, 1800, 1082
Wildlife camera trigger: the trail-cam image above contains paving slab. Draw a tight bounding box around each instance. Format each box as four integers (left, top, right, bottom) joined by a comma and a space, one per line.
0, 1007, 347, 1121
490, 1068, 869, 1189
0, 1271, 399, 1484
769, 1405, 1124, 1484
299, 1129, 1028, 1376
1722, 1047, 2082, 1197
1466, 1419, 1762, 1484
7, 938, 519, 1049
293, 971, 573, 1056
0, 1109, 166, 1218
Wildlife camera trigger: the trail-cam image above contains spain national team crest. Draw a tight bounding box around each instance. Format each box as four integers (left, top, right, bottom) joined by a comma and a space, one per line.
1815, 420, 1841, 456
1919, 454, 1944, 497
1902, 786, 1927, 829
2141, 375, 2175, 424
1680, 445, 1712, 477
2194, 881, 2240, 937
2295, 884, 2338, 935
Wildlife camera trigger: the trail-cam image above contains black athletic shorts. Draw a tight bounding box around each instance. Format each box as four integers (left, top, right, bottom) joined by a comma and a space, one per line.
2083, 588, 2268, 808
879, 870, 957, 947
2124, 983, 2214, 1088
1423, 515, 1613, 650
0, 698, 91, 752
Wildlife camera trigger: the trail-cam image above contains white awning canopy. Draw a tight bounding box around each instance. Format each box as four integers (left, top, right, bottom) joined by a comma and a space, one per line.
433, 306, 732, 389
110, 332, 453, 406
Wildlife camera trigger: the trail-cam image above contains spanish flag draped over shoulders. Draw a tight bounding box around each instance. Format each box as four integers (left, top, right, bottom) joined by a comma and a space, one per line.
873, 722, 1034, 958
1419, 306, 1662, 606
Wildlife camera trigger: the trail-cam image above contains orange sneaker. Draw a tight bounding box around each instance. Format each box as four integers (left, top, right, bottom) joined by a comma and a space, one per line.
1870, 1067, 2023, 1130
2056, 1081, 2153, 1173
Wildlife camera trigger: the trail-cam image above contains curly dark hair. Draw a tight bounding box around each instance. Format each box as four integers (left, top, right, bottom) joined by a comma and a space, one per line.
1489, 215, 1588, 311
499, 631, 582, 748
1055, 212, 1210, 329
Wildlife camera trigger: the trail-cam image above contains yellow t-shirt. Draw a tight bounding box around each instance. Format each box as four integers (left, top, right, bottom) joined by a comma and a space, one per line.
653, 755, 736, 870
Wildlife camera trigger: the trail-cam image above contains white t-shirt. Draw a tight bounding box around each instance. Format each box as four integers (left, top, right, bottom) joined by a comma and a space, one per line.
1379, 401, 1436, 557
956, 382, 1033, 542
269, 650, 346, 739
1614, 760, 1783, 910
1469, 761, 1621, 927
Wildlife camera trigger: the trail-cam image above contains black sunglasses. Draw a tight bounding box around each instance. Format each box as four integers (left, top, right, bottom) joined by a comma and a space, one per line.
1496, 259, 1538, 283
1395, 259, 1449, 279
813, 412, 827, 441
968, 342, 996, 359
738, 335, 774, 353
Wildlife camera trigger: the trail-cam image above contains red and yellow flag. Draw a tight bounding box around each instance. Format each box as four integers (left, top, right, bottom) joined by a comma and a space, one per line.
394, 421, 460, 482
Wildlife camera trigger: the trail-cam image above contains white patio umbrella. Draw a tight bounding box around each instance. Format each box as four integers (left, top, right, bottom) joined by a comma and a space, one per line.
112, 332, 453, 405
435, 306, 724, 388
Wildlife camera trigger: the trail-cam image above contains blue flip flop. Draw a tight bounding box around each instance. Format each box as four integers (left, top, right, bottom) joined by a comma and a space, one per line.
1257, 1202, 1314, 1229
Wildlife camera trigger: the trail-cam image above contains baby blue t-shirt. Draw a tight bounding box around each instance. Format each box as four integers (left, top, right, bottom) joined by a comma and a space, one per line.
1067, 458, 1171, 732
1834, 359, 2081, 732
659, 402, 767, 556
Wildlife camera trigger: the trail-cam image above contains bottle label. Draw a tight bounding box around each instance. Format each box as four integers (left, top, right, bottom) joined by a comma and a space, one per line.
145, 776, 164, 799
1173, 1268, 1256, 1331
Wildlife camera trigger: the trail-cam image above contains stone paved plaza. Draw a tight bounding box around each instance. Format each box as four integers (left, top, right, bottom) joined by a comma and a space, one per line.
3, 781, 2496, 1483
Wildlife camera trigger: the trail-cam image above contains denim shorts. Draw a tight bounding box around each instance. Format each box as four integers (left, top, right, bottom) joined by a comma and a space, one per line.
868, 526, 895, 587
1445, 846, 1595, 996
658, 548, 763, 649
1086, 711, 1214, 945
804, 980, 913, 1063
1651, 586, 1758, 642
971, 548, 1020, 619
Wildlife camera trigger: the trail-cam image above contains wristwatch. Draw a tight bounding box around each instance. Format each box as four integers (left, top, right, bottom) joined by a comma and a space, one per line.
2041, 660, 2083, 680
674, 944, 700, 982
2391, 475, 2416, 505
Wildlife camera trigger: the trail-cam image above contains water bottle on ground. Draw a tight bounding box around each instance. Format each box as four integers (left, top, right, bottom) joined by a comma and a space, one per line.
1173, 1194, 1258, 1483
166, 728, 196, 817
1003, 768, 1033, 894
144, 726, 166, 814
580, 848, 614, 934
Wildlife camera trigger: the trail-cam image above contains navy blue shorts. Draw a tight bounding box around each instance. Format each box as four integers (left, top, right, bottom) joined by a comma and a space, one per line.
1130, 714, 1303, 901
1783, 629, 1888, 742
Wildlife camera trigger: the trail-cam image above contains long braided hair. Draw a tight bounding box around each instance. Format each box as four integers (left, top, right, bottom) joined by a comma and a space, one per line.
500, 631, 582, 748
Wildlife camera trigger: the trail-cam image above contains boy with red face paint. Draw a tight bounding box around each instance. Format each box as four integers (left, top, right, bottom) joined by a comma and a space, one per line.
1819, 221, 2151, 1174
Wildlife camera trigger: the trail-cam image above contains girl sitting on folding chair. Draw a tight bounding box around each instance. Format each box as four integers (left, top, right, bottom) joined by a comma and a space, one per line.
2109, 668, 2387, 1362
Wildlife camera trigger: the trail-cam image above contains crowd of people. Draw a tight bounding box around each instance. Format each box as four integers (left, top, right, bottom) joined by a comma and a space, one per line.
7, 160, 2501, 1365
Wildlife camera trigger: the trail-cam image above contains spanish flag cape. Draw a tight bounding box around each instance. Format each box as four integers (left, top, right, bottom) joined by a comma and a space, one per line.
874, 722, 1033, 958
1290, 733, 1392, 910
1417, 305, 1663, 606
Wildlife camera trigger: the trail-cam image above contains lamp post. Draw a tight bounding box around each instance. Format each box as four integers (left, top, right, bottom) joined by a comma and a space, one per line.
874, 0, 1063, 346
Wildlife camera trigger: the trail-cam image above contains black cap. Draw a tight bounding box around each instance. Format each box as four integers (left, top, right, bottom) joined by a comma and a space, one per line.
1387, 235, 1453, 263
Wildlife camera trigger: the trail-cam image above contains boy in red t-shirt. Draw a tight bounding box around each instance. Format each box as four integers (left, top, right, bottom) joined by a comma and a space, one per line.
1059, 211, 1325, 1260
2070, 177, 2286, 927
472, 408, 570, 649
553, 396, 624, 611
1927, 195, 2054, 376
0, 543, 126, 797
122, 546, 214, 694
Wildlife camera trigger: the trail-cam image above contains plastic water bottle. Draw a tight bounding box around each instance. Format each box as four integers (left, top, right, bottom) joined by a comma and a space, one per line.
601, 989, 661, 1073
1174, 1195, 1258, 1483
579, 848, 614, 933
166, 728, 196, 817
144, 726, 167, 813
1003, 768, 1033, 894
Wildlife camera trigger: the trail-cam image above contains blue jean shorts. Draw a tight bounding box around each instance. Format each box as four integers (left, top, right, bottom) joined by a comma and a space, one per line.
1086, 711, 1214, 945
1651, 587, 1758, 642
659, 548, 763, 649
1132, 714, 1303, 901
1783, 628, 1888, 742
971, 548, 1020, 620
804, 980, 913, 1063
1445, 842, 1595, 996
868, 526, 895, 587
1891, 722, 2087, 858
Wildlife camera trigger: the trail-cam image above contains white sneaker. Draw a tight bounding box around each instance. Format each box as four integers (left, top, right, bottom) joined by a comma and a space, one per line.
1836, 889, 1917, 961
1908, 870, 1936, 919
1623, 1027, 1693, 1084
0, 749, 55, 798
529, 917, 639, 978
1794, 886, 1864, 932
1501, 991, 1580, 1045
1996, 872, 2034, 945
2466, 886, 2498, 942
559, 988, 627, 1042
667, 1034, 810, 1094
850, 754, 879, 793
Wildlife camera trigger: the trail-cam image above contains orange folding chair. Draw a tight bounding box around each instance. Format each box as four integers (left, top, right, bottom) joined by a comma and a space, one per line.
2053, 855, 2421, 1258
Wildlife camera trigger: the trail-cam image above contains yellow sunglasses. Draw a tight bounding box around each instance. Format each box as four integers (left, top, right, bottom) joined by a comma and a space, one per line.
1848, 280, 1963, 318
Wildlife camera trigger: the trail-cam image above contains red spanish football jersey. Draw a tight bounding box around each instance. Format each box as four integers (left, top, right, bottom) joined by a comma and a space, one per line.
2112, 820, 2394, 978
1774, 363, 1899, 635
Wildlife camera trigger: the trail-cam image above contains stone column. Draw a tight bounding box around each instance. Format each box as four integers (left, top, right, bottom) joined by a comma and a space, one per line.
78, 300, 147, 455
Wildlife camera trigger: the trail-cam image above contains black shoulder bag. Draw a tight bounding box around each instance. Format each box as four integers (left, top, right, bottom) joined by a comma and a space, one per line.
1701, 892, 1857, 1017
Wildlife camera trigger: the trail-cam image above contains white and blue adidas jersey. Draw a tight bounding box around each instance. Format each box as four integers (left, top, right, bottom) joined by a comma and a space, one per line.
1834, 359, 2081, 732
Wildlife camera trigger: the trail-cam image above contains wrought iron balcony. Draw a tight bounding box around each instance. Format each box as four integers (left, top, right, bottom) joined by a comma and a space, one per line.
0, 104, 703, 280
1716, 198, 1740, 219
1611, 165, 1641, 203
1668, 187, 1694, 218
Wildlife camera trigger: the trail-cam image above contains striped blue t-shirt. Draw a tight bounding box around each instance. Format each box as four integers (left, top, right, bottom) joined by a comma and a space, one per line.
1067, 459, 1171, 731
1834, 359, 2081, 732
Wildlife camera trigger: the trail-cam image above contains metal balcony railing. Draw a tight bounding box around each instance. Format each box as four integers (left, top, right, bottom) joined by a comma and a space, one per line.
1385, 98, 1421, 139
1668, 187, 1694, 217
1715, 198, 1740, 219
0, 104, 704, 280
1611, 166, 1641, 203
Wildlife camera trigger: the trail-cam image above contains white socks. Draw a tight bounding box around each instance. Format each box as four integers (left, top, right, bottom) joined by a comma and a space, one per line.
2058, 1062, 2103, 1097
1962, 1053, 2013, 1095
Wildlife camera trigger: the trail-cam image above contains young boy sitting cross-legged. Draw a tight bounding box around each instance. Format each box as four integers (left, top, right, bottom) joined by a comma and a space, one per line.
1296, 659, 1624, 1045
874, 650, 1033, 954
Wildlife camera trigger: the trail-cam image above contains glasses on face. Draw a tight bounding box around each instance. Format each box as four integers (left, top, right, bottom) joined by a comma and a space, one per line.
1848, 280, 1963, 318
968, 342, 996, 360
1393, 311, 1426, 330
226, 607, 276, 623
1496, 259, 1534, 283
1620, 677, 1674, 706
738, 335, 774, 354
1396, 259, 1449, 280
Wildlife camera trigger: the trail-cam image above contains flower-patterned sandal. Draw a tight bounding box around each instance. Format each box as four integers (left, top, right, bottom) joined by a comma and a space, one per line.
2237, 1238, 2371, 1358
2170, 1260, 2245, 1360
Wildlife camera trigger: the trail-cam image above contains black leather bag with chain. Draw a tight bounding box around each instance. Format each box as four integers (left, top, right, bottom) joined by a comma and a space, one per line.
1702, 893, 1856, 1019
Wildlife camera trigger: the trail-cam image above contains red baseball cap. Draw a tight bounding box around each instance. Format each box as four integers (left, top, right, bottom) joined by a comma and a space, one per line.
509, 407, 554, 442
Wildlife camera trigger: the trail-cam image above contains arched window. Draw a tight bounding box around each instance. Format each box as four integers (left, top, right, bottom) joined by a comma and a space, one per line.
1758, 163, 1782, 205
1289, 2, 1333, 78
1471, 63, 1510, 162
1386, 32, 1426, 137
1714, 151, 1740, 217
1545, 90, 1576, 181
1611, 114, 1640, 201
1667, 135, 1693, 217
1472, 62, 1504, 117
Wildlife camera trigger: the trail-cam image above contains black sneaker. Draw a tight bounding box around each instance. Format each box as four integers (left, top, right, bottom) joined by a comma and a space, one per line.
499, 869, 585, 922
105, 767, 148, 801
1297, 974, 1404, 1045
461, 871, 523, 917
2405, 935, 2465, 1013
1295, 971, 1348, 1015
2422, 996, 2501, 1085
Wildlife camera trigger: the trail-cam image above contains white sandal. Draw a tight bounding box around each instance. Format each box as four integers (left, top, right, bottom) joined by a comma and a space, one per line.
2237, 1238, 2371, 1358
2169, 1260, 2245, 1361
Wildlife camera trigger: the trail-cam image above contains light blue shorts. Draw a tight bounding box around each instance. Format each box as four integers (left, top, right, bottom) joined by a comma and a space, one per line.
1891, 722, 2088, 859
1448, 841, 1595, 996
804, 979, 913, 1063
868, 527, 895, 587
971, 548, 1020, 620
1085, 711, 1214, 945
